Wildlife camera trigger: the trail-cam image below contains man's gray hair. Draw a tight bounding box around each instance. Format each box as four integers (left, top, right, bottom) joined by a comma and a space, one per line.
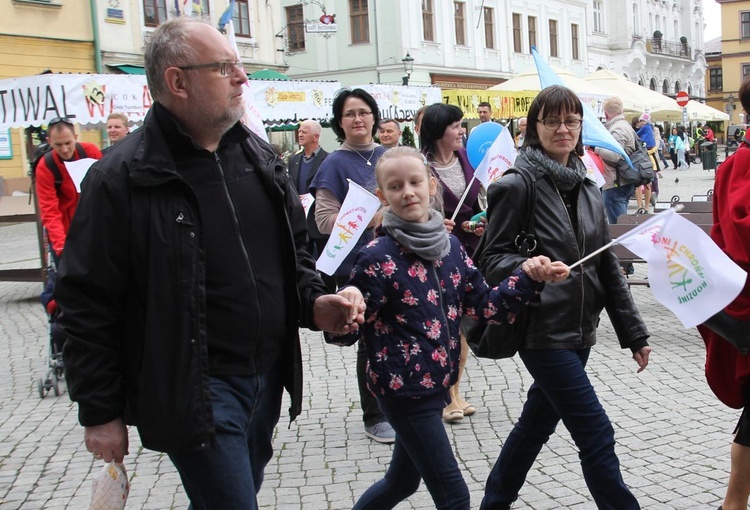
301, 119, 322, 135
602, 97, 624, 117
144, 17, 201, 103
379, 118, 401, 130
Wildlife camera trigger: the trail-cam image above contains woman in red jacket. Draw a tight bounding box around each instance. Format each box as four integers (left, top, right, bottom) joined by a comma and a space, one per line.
698, 78, 750, 510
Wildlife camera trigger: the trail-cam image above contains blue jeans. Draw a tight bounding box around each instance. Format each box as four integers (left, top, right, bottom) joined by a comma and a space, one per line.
602, 184, 635, 224
354, 406, 470, 510
481, 349, 639, 510
168, 370, 284, 510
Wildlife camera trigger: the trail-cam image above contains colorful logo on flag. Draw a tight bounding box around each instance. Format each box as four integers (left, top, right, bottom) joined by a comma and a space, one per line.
326, 207, 369, 257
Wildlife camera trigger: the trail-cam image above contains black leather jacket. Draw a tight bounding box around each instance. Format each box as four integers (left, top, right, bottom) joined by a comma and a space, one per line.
479, 149, 649, 351
58, 104, 326, 453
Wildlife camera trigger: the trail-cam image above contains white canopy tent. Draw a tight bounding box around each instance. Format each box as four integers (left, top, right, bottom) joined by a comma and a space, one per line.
652, 100, 730, 123
582, 69, 682, 119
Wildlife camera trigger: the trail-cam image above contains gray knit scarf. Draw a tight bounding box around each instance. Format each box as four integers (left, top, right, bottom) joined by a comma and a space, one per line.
381, 209, 451, 261
519, 147, 587, 191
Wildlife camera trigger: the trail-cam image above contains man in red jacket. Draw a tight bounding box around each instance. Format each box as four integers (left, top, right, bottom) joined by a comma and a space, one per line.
35, 117, 102, 261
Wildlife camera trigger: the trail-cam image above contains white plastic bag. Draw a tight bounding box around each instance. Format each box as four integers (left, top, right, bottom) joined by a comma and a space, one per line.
90, 461, 129, 510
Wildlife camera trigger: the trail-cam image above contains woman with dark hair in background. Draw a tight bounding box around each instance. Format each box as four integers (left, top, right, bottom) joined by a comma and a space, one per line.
478, 85, 651, 510
310, 88, 395, 444
419, 103, 485, 424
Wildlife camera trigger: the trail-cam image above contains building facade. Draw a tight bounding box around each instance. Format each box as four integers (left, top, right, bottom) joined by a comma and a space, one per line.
588, 0, 707, 100
0, 0, 287, 193
96, 0, 286, 75
710, 0, 750, 126
277, 0, 707, 103
1, 0, 97, 193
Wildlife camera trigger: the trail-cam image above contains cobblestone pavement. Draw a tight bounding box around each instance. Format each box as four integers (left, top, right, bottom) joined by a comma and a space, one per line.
0, 163, 737, 509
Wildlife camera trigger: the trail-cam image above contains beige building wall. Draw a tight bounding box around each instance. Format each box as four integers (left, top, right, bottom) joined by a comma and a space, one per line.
0, 0, 97, 194
718, 0, 750, 124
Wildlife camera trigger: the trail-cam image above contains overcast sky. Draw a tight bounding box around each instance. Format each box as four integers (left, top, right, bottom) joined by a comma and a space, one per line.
704, 0, 721, 42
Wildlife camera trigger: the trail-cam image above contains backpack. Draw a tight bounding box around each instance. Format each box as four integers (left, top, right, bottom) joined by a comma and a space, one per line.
615, 143, 654, 186
30, 143, 87, 194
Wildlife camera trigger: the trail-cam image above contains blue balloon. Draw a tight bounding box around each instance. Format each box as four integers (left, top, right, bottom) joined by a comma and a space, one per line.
467, 122, 504, 169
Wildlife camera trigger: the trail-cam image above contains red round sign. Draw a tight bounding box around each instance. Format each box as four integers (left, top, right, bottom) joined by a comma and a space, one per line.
676, 91, 689, 107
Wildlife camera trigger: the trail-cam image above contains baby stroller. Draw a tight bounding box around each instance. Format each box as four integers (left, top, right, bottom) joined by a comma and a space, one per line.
37, 259, 65, 398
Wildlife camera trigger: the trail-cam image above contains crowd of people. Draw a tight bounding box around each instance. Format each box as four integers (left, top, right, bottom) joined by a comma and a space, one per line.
30, 17, 746, 510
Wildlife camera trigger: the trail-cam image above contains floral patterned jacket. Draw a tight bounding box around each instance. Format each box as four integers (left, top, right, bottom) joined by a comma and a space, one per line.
327, 233, 543, 401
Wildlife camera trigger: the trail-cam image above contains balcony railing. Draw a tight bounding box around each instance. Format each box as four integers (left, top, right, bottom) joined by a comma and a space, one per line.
647, 37, 692, 59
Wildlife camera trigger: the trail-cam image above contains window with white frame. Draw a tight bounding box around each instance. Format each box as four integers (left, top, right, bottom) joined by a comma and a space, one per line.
286, 5, 305, 52
454, 2, 466, 45
233, 0, 251, 37
350, 0, 369, 44
422, 0, 434, 42
549, 19, 558, 57
571, 24, 579, 60
143, 0, 167, 27
484, 7, 495, 49
593, 1, 603, 33
528, 16, 537, 53
512, 13, 522, 53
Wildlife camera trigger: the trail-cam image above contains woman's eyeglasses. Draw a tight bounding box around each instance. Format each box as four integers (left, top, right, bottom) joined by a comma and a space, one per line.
342, 110, 373, 120
538, 118, 582, 131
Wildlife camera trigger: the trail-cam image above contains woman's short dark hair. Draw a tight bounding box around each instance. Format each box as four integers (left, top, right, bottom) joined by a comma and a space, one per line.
523, 85, 584, 157
740, 76, 750, 116
419, 103, 464, 159
331, 88, 380, 142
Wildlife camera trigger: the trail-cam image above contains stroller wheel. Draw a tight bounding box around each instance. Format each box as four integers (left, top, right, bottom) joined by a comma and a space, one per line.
52, 372, 61, 397
38, 378, 46, 399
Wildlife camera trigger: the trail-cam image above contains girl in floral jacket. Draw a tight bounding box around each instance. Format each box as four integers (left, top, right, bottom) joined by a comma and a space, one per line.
328, 147, 569, 510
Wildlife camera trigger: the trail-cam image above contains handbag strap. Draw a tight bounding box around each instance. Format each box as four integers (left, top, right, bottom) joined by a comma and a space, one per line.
505, 167, 537, 256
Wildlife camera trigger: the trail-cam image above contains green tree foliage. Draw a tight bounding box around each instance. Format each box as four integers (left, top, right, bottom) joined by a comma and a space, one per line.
402, 126, 416, 147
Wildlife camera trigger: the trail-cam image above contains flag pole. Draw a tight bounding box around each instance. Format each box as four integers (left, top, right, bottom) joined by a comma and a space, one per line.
568, 241, 616, 270
568, 205, 683, 270
450, 175, 477, 222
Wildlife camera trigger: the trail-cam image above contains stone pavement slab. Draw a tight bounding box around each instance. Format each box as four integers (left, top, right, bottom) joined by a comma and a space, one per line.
0, 161, 737, 509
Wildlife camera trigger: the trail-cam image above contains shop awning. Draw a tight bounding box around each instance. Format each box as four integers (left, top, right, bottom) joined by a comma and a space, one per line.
109, 64, 146, 75
249, 69, 289, 80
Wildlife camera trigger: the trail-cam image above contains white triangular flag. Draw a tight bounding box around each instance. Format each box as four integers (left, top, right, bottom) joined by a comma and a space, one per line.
316, 181, 381, 276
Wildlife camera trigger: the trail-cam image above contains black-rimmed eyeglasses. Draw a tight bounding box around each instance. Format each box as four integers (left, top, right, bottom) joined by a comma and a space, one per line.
177, 60, 244, 77
538, 118, 582, 131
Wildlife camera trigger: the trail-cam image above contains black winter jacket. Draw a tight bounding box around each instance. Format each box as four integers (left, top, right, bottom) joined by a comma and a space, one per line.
57, 104, 326, 453
479, 148, 649, 351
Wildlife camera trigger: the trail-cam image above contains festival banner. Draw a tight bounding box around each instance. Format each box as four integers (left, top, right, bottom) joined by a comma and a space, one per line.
247, 80, 342, 124
317, 181, 381, 276
357, 84, 442, 121
473, 126, 517, 188
0, 74, 151, 130
616, 210, 746, 328
442, 90, 537, 119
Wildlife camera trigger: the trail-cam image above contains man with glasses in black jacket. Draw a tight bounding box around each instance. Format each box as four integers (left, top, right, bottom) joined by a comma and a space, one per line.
56, 17, 363, 510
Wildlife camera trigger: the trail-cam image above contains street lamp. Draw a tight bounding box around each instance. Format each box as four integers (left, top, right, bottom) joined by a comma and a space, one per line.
401, 52, 414, 86
726, 93, 736, 122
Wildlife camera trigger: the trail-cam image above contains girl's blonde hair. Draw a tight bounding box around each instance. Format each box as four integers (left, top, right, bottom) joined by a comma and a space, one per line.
374, 146, 444, 213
